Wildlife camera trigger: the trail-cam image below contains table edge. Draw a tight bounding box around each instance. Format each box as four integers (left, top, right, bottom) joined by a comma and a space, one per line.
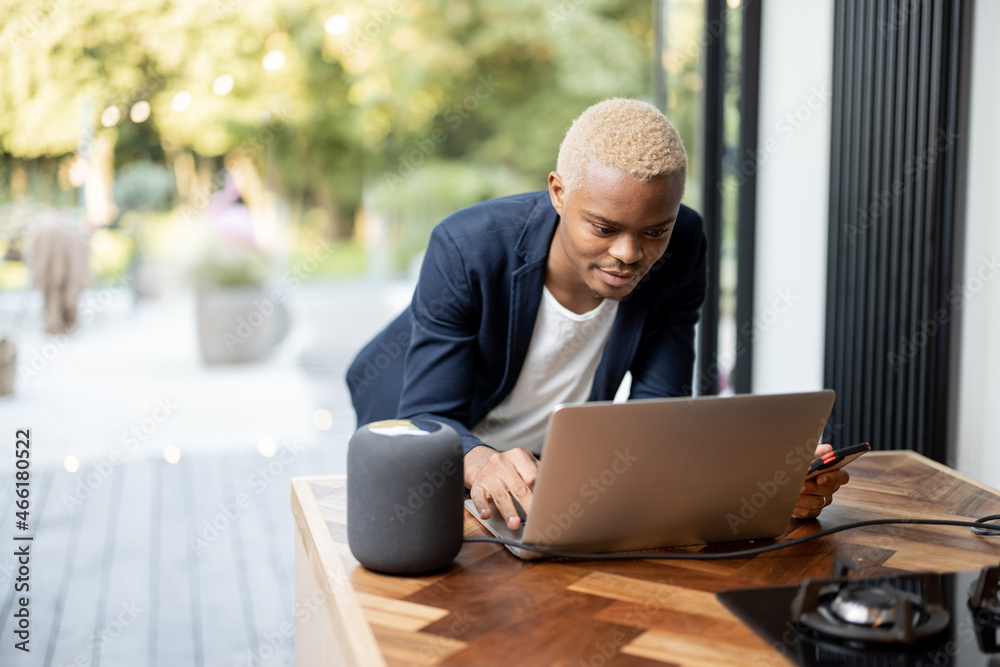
290, 477, 387, 667
866, 449, 1000, 496
289, 450, 999, 665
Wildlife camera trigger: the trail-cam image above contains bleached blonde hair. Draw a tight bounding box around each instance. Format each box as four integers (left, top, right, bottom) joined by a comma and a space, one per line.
555, 98, 687, 194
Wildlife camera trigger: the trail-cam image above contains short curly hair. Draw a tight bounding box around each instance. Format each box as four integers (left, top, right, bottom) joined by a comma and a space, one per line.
555, 98, 687, 194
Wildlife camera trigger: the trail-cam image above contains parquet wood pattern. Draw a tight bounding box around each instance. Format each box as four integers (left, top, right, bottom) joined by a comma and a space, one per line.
293, 450, 1000, 666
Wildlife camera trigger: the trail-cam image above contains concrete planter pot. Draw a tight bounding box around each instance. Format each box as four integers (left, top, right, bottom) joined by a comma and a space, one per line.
0, 338, 15, 395
195, 287, 288, 363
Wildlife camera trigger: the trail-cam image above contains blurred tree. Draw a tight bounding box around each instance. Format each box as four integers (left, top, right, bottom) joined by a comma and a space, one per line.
1, 0, 654, 257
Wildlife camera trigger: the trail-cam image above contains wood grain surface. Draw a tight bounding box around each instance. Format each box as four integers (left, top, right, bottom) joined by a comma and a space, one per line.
291, 450, 1000, 667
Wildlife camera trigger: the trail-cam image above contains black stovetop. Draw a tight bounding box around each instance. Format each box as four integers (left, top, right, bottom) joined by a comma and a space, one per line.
718, 569, 1000, 666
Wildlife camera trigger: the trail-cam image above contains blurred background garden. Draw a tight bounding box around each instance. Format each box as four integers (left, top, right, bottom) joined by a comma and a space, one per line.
0, 0, 712, 288
0, 2, 753, 663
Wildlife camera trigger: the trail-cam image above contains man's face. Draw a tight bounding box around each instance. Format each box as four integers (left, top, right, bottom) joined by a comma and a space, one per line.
547, 162, 685, 302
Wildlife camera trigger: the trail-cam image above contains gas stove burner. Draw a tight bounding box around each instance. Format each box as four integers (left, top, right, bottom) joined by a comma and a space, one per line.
791, 573, 950, 645
718, 565, 1000, 665
968, 561, 1000, 620
828, 584, 922, 627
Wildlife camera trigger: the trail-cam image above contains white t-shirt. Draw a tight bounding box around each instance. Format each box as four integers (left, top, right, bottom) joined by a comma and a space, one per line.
470, 286, 619, 455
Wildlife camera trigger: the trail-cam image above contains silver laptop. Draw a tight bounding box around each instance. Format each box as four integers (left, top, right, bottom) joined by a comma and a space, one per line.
466, 390, 836, 560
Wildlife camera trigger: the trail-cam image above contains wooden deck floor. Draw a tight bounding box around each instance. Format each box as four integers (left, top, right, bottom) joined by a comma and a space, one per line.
0, 443, 344, 666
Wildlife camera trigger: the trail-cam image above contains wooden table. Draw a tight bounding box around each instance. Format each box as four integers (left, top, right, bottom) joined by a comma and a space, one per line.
290, 450, 1000, 666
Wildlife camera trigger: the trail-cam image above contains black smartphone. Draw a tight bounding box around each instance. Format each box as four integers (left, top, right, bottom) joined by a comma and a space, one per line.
804, 442, 871, 481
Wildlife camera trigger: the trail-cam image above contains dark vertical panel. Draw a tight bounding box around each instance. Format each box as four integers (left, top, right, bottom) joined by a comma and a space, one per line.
843, 0, 861, 445
865, 0, 887, 450
914, 0, 942, 455
893, 0, 918, 452
885, 0, 908, 452
698, 0, 724, 396
825, 0, 968, 461
852, 0, 876, 447
733, 0, 761, 395
823, 0, 846, 443
935, 0, 973, 463
872, 0, 896, 453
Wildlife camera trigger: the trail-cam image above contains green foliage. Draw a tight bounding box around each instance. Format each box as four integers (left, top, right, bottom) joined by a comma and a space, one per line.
113, 161, 175, 211
1, 0, 658, 270
370, 159, 534, 271
186, 241, 271, 288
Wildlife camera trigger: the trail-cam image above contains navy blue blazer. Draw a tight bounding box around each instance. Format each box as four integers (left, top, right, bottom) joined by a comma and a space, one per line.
346, 190, 707, 456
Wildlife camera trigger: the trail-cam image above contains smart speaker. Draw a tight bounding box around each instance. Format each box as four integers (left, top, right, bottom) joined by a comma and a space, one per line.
347, 419, 464, 575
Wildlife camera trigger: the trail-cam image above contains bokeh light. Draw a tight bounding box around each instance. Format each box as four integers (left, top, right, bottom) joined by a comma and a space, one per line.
325, 14, 350, 35
171, 91, 192, 112
100, 106, 121, 127
212, 74, 235, 96
129, 100, 151, 122
258, 437, 278, 457
313, 408, 333, 431
262, 50, 286, 71
64, 455, 80, 473
164, 445, 182, 464
68, 157, 88, 187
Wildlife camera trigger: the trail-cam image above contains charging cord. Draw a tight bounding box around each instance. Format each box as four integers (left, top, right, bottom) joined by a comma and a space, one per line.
463, 514, 1000, 560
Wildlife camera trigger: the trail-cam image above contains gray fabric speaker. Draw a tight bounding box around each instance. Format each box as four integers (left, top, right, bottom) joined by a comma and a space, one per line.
347, 419, 464, 575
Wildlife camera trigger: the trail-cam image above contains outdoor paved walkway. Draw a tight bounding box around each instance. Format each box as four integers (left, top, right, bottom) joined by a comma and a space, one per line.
0, 278, 413, 666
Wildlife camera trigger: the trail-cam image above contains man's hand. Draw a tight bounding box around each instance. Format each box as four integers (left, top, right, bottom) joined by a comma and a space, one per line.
465, 446, 538, 530
792, 443, 849, 519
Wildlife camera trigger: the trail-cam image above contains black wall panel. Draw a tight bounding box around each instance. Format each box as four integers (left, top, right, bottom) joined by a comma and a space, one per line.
825, 0, 969, 461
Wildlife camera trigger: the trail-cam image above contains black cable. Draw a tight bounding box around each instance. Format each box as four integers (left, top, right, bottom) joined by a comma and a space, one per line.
463, 514, 1000, 561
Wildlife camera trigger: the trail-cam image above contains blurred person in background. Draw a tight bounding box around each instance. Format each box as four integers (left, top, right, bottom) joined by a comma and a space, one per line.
27, 209, 91, 335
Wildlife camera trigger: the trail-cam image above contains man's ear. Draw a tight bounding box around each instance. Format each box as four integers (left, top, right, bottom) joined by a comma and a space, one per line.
547, 172, 566, 215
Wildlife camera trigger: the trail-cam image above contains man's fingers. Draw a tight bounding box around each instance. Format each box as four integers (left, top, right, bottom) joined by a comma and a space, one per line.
794, 446, 850, 520
477, 452, 528, 529
469, 484, 492, 520
816, 469, 850, 487
508, 450, 538, 515
792, 506, 822, 519
813, 443, 833, 457
484, 482, 520, 529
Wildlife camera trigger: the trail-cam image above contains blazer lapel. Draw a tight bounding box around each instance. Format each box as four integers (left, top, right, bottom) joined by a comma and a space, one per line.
482, 194, 558, 411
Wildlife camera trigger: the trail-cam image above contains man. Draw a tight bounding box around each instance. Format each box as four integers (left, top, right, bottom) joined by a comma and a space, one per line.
348, 98, 847, 533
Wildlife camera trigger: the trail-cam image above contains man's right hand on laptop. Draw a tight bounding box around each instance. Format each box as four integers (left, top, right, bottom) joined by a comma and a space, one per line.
465, 446, 537, 530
